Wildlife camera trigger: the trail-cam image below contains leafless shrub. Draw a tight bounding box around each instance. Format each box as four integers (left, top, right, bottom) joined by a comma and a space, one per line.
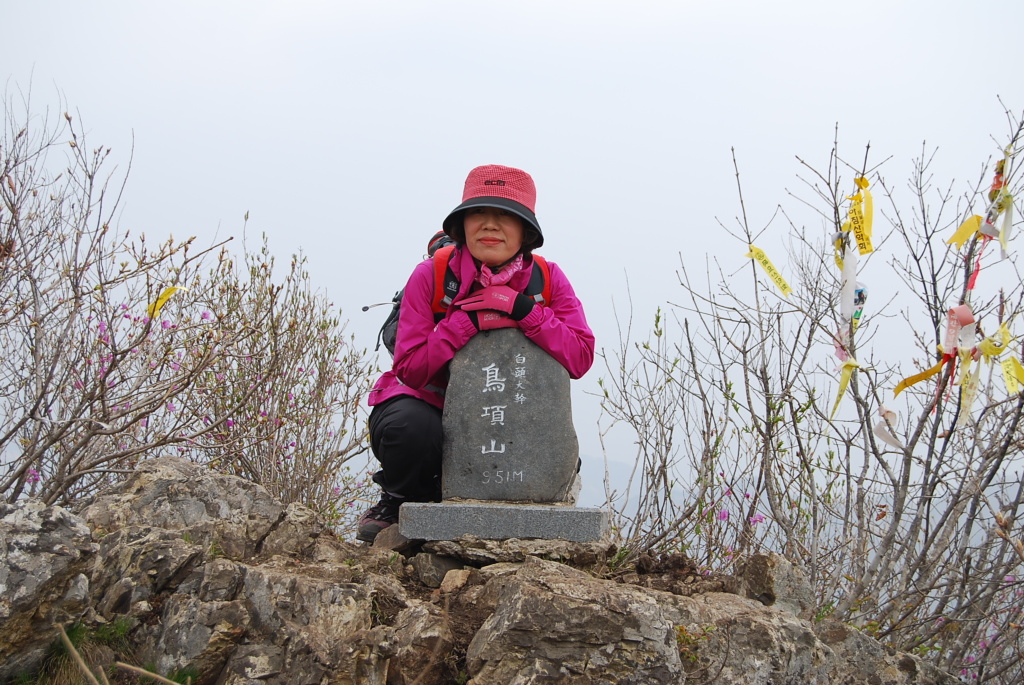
600, 109, 1024, 682
0, 90, 376, 530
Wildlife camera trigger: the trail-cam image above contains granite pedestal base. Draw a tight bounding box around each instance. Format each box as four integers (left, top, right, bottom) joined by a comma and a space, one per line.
399, 502, 609, 543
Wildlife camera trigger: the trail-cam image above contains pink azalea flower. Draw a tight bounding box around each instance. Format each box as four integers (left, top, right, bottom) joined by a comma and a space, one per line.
717, 509, 729, 521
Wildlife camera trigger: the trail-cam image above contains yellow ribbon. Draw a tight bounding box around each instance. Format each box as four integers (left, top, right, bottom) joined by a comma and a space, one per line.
979, 323, 1018, 395
947, 215, 982, 250
833, 230, 847, 271
978, 322, 1012, 360
147, 286, 186, 317
745, 245, 793, 297
894, 359, 946, 397
957, 348, 974, 384
859, 177, 873, 243
830, 358, 860, 419
1002, 357, 1024, 395
849, 177, 874, 255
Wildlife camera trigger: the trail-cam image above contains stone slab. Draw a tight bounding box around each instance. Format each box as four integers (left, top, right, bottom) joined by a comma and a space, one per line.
399, 502, 609, 543
442, 329, 578, 502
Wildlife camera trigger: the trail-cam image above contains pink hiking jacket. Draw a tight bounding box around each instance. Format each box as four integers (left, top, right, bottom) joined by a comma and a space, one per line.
367, 245, 595, 410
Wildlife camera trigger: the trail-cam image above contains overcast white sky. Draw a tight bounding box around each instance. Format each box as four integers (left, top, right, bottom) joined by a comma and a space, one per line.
4, 0, 1021, 506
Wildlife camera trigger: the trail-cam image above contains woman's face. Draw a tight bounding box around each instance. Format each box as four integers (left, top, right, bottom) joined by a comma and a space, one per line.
463, 207, 525, 266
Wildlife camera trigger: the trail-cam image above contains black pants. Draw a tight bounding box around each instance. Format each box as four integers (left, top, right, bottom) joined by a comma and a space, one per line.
368, 395, 443, 502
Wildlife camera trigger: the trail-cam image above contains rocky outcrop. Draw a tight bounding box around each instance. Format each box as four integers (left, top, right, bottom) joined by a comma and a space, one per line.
0, 457, 958, 685
0, 500, 98, 679
465, 558, 683, 683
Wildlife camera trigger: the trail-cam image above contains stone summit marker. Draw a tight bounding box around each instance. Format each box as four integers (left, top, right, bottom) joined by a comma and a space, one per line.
442, 327, 579, 501
400, 328, 608, 542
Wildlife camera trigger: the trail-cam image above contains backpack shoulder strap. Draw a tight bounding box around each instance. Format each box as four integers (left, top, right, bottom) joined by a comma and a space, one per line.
525, 254, 551, 306
430, 245, 459, 316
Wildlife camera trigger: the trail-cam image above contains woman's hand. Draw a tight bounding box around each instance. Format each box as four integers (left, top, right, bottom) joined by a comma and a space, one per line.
457, 285, 535, 320
467, 310, 518, 330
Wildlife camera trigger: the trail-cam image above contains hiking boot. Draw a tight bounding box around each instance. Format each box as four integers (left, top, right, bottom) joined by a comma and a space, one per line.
357, 492, 402, 543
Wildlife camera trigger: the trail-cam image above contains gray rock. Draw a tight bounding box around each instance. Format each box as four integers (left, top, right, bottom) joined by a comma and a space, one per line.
439, 568, 472, 594
466, 560, 960, 685
257, 501, 322, 558
0, 456, 961, 685
63, 572, 91, 611
409, 552, 464, 588
370, 520, 417, 553
78, 456, 287, 560
0, 501, 96, 619
89, 526, 205, 620
400, 501, 609, 542
737, 552, 816, 620
0, 500, 98, 681
442, 329, 579, 502
814, 620, 959, 685
220, 643, 284, 682
423, 534, 615, 566
387, 603, 455, 685
137, 591, 252, 679
466, 557, 683, 684
659, 591, 830, 683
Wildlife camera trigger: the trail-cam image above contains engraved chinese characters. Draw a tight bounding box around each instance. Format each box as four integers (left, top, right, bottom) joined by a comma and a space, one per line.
442, 329, 579, 502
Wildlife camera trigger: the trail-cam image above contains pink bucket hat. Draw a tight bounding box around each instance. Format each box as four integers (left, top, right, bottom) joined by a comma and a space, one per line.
442, 165, 544, 250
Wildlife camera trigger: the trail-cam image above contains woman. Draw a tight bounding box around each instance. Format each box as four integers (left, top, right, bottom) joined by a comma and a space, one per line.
358, 164, 594, 542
